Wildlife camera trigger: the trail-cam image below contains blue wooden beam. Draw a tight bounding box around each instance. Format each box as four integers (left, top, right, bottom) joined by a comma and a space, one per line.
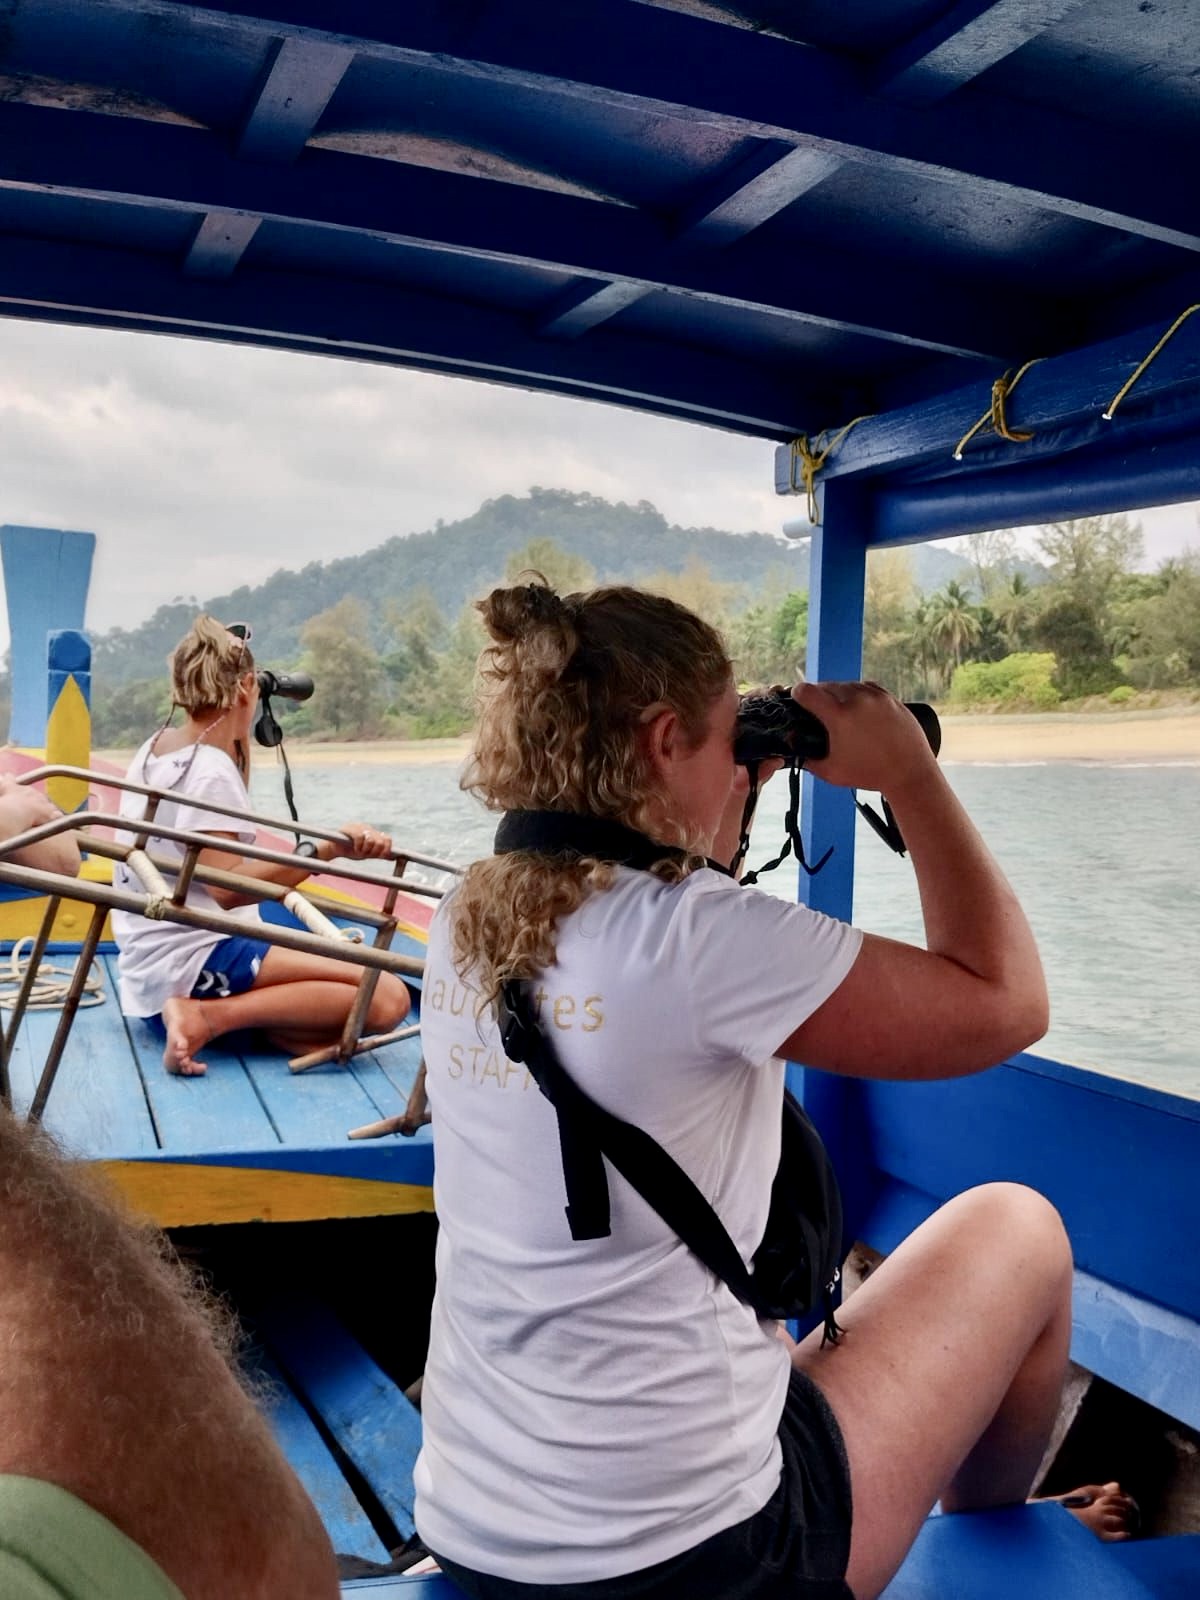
774, 313, 1200, 489
870, 428, 1200, 545
158, 0, 1200, 252
873, 0, 1088, 105
0, 102, 1036, 361
537, 0, 1087, 339
539, 143, 845, 340
238, 35, 355, 163
184, 212, 263, 278
184, 34, 352, 278
0, 233, 822, 437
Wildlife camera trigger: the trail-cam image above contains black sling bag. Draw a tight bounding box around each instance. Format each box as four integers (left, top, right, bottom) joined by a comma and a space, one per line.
494, 811, 845, 1344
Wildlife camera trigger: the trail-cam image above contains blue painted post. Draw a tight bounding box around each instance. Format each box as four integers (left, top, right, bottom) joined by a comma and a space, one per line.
0, 526, 95, 748
799, 480, 868, 923
792, 480, 878, 1254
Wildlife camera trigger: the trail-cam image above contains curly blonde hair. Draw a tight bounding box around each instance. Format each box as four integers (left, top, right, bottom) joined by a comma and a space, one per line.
450, 579, 732, 1004
169, 615, 256, 718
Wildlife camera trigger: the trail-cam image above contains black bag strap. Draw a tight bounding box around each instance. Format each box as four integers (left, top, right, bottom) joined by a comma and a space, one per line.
499, 980, 769, 1317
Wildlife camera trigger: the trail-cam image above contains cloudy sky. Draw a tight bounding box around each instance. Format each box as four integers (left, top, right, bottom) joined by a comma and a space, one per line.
0, 316, 1194, 649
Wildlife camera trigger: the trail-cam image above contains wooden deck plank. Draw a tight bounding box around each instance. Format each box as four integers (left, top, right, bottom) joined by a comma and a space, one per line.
114, 962, 280, 1149
348, 1030, 424, 1120
243, 1039, 393, 1147
6, 951, 159, 1157
260, 1297, 422, 1541
257, 1350, 390, 1566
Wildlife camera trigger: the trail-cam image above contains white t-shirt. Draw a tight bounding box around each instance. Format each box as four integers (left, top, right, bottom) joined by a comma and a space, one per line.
413, 866, 863, 1583
112, 740, 265, 1017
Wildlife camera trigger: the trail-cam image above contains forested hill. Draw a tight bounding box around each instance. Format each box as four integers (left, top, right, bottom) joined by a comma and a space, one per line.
92, 488, 971, 687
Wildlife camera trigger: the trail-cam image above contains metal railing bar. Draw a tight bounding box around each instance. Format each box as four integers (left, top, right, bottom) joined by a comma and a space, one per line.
12, 765, 461, 876
0, 860, 424, 979
0, 814, 449, 900
28, 905, 108, 1123
0, 895, 61, 1106
76, 836, 400, 929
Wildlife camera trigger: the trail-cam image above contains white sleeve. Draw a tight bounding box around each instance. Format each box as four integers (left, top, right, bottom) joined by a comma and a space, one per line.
674, 870, 863, 1067
170, 752, 256, 845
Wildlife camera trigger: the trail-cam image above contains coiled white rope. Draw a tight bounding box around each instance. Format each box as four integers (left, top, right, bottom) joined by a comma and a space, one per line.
0, 937, 106, 1012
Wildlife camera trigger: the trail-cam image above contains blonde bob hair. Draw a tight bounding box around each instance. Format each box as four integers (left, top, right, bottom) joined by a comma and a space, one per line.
450, 580, 732, 1004
168, 614, 256, 718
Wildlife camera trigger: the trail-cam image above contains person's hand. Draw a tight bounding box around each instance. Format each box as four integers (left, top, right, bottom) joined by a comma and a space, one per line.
794, 681, 939, 795
332, 822, 393, 861
0, 776, 63, 828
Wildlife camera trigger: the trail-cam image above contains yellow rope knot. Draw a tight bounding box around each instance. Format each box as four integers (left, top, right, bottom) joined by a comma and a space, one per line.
1103, 303, 1200, 421
953, 359, 1042, 460
788, 415, 872, 524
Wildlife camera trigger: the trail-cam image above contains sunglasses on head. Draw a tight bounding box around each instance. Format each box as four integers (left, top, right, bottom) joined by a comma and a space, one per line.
226, 621, 253, 670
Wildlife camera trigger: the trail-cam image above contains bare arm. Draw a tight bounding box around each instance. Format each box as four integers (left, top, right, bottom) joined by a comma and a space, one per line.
196, 822, 393, 909
0, 779, 82, 878
780, 682, 1048, 1079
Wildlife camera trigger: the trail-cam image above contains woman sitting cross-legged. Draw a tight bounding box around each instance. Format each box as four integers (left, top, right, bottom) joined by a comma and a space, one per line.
112, 614, 410, 1075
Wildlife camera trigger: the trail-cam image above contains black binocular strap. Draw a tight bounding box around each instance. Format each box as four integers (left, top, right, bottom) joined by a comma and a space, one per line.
500, 982, 768, 1317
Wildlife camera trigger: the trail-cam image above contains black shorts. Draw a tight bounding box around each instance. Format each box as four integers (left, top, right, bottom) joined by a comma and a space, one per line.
432, 1368, 854, 1600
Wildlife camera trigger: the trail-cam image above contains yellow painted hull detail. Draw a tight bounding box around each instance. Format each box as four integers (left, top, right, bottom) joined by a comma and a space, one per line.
96, 1159, 436, 1228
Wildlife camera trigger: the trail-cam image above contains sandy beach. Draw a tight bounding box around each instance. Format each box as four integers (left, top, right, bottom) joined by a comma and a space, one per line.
92, 708, 1199, 772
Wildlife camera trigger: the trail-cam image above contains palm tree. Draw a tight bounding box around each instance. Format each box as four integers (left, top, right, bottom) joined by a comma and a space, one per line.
926, 581, 983, 681
992, 572, 1038, 649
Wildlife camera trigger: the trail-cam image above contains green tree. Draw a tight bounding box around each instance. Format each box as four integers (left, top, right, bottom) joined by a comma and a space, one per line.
1120, 551, 1200, 688
959, 528, 1018, 603
992, 571, 1040, 649
863, 549, 918, 696
727, 588, 807, 685
1034, 595, 1123, 698
504, 537, 596, 594
90, 678, 173, 749
1035, 514, 1143, 610
641, 555, 739, 631
925, 580, 982, 684
301, 598, 385, 737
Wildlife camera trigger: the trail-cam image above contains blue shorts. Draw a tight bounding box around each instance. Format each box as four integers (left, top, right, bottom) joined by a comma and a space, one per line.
190, 902, 306, 999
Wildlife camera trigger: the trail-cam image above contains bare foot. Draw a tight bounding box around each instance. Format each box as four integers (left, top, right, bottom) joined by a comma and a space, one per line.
1040, 1482, 1139, 1541
161, 998, 213, 1076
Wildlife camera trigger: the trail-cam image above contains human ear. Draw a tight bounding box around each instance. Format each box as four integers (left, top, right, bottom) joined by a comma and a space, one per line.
640, 705, 683, 780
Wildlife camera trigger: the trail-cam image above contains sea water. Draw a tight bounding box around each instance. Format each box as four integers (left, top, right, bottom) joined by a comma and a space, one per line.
252, 756, 1200, 1101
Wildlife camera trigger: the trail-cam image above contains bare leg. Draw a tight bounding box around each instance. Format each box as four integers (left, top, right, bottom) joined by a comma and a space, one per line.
0, 1110, 339, 1600
794, 1183, 1074, 1600
162, 948, 411, 1073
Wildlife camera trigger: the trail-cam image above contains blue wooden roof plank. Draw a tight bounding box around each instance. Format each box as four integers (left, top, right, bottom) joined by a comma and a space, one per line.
0, 232, 827, 437
139, 0, 1200, 254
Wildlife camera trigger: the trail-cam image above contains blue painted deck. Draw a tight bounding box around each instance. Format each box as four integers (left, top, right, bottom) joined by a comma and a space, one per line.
2, 949, 433, 1206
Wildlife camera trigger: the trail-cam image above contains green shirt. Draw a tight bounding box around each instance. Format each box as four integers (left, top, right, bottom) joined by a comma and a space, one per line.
0, 1476, 184, 1600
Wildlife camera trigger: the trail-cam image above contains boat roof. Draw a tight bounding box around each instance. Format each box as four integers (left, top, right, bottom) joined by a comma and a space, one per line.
2, 2, 1198, 526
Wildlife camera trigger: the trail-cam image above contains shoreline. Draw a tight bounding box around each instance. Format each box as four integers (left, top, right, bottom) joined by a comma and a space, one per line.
91, 708, 1200, 771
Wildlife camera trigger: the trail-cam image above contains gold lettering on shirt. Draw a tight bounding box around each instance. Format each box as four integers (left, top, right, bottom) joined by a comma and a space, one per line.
448, 1043, 465, 1079
552, 995, 575, 1029
449, 981, 470, 1017
582, 996, 604, 1031
428, 977, 447, 1012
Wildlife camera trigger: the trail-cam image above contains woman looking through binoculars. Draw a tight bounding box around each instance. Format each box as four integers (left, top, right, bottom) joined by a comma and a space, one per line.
112, 614, 410, 1074
413, 580, 1131, 1600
